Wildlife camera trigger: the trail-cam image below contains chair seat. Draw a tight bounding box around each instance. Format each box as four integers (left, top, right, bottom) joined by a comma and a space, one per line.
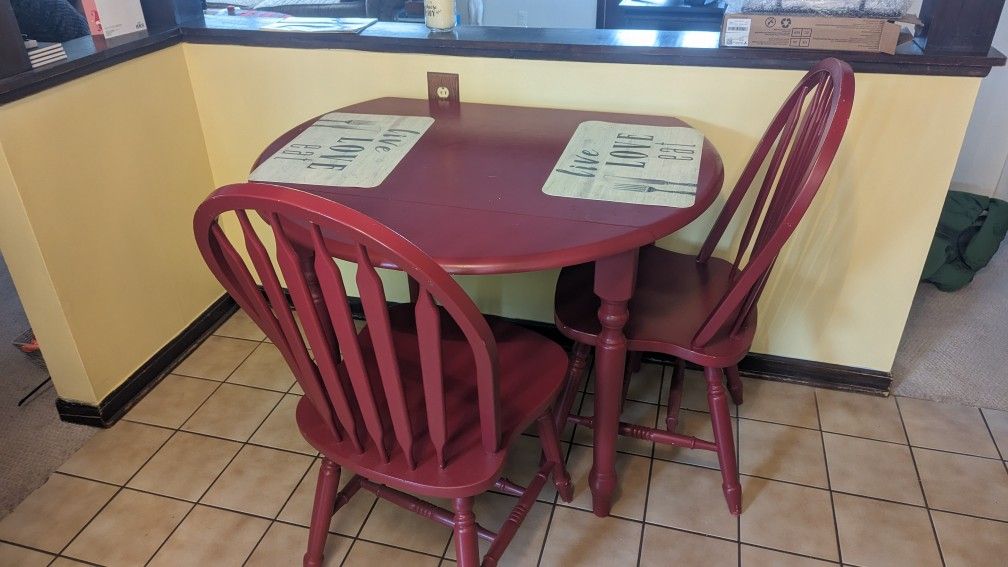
554, 244, 757, 367
297, 304, 569, 498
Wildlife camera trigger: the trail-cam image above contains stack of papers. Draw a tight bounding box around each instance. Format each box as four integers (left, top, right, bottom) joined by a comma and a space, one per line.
28, 43, 68, 69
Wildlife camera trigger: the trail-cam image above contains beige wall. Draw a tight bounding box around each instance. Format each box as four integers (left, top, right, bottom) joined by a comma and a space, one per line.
185, 44, 979, 373
0, 46, 221, 404
0, 42, 982, 404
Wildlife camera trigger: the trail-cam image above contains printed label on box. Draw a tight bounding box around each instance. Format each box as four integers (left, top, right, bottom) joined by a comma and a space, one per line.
724, 18, 752, 47
93, 0, 147, 38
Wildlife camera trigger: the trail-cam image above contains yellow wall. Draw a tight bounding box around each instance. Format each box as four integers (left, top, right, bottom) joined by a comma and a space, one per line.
185, 44, 979, 372
0, 42, 981, 404
0, 46, 221, 404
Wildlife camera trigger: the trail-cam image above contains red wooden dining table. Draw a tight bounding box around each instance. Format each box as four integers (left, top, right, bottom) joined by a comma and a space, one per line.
250, 96, 725, 516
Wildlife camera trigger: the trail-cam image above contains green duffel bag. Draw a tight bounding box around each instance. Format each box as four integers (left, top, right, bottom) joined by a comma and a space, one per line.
921, 190, 1008, 292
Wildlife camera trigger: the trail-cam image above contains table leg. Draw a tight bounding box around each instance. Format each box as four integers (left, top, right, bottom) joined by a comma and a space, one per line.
589, 249, 638, 517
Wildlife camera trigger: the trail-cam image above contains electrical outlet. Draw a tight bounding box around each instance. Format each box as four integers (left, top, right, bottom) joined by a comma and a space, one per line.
427, 72, 460, 110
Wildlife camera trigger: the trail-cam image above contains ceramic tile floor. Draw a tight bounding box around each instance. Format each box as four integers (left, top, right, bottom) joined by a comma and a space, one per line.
2, 310, 1008, 566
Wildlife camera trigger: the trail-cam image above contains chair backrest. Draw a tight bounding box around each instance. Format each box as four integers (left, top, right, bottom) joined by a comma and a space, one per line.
193, 183, 502, 468
693, 58, 855, 348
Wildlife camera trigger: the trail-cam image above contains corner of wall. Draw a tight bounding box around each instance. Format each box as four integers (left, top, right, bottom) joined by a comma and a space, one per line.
0, 139, 97, 404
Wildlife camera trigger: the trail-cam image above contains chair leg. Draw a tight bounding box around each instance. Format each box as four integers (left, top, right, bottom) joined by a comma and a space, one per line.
303, 458, 340, 567
537, 414, 573, 502
665, 358, 686, 431
726, 365, 744, 405
553, 342, 592, 435
453, 497, 480, 567
704, 367, 742, 516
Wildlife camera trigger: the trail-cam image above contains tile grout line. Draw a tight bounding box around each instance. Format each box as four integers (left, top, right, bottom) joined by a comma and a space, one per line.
634, 363, 664, 567
535, 356, 594, 567
239, 454, 323, 567
120, 419, 318, 459
735, 386, 742, 567
53, 414, 192, 562
893, 396, 947, 567
978, 409, 1008, 477
813, 390, 843, 565
139, 342, 276, 566
337, 495, 381, 566
44, 321, 262, 563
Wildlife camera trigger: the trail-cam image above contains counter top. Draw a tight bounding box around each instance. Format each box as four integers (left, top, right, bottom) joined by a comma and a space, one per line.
1, 15, 1004, 106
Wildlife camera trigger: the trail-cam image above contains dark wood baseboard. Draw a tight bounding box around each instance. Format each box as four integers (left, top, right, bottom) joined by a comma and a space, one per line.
64, 290, 887, 428
56, 294, 237, 427
349, 298, 892, 395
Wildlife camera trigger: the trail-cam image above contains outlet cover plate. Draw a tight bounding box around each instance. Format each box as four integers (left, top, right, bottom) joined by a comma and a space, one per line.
427, 72, 460, 113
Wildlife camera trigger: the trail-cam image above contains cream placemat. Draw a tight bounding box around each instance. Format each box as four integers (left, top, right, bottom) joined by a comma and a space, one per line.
543, 121, 704, 207
250, 113, 435, 188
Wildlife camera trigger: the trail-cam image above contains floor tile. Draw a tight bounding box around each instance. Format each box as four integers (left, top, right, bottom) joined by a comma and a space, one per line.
127, 431, 241, 501
898, 397, 999, 458
0, 474, 116, 553
278, 459, 377, 537
202, 444, 313, 518
639, 524, 737, 567
739, 476, 838, 561
0, 542, 53, 566
660, 368, 727, 414
246, 522, 351, 567
740, 545, 837, 566
739, 419, 829, 488
913, 447, 1008, 521
63, 489, 192, 567
215, 309, 267, 341
47, 559, 90, 566
931, 510, 1008, 567
575, 395, 659, 456
343, 540, 439, 567
174, 335, 259, 381
647, 460, 738, 539
592, 362, 663, 404
833, 493, 942, 567
250, 394, 316, 455
816, 389, 906, 444
655, 409, 736, 470
497, 435, 565, 504
358, 497, 453, 555
539, 505, 641, 567
737, 377, 820, 429
289, 380, 305, 395
57, 421, 171, 485
562, 445, 650, 520
227, 342, 296, 391
981, 408, 1008, 457
444, 492, 551, 566
148, 505, 270, 566
125, 374, 218, 428
181, 383, 283, 441
823, 433, 924, 505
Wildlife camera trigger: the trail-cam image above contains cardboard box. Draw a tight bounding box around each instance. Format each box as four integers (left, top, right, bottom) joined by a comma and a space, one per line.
721, 13, 917, 54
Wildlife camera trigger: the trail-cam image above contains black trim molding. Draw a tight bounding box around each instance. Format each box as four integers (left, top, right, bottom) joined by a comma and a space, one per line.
56, 294, 237, 427
348, 297, 891, 395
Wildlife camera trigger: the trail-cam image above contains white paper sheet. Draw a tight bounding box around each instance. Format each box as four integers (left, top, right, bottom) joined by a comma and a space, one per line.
250, 113, 435, 189
542, 121, 704, 208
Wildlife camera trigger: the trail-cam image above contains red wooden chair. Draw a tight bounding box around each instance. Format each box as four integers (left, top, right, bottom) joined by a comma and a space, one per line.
551, 58, 855, 515
194, 183, 573, 566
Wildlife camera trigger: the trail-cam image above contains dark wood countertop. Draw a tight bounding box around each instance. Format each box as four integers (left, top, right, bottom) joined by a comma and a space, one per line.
181, 16, 1005, 77
0, 15, 1004, 106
